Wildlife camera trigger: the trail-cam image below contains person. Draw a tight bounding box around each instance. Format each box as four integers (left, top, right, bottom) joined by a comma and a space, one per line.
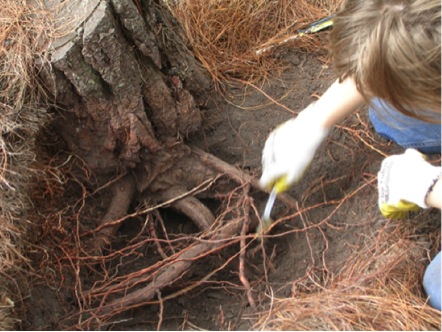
259, 0, 441, 310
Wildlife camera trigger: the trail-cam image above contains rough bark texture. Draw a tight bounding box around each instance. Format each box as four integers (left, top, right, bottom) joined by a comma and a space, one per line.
44, 0, 211, 178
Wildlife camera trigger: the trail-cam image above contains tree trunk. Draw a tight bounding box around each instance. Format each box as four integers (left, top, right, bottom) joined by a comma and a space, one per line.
39, 0, 269, 323
45, 0, 212, 175
42, 0, 229, 234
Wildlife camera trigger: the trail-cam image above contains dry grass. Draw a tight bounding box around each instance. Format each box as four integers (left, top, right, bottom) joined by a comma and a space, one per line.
0, 0, 54, 109
167, 0, 342, 90
254, 221, 441, 331
0, 0, 52, 260
0, 0, 56, 328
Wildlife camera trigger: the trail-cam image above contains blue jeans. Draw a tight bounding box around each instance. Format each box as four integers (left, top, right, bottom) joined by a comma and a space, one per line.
368, 99, 441, 154
370, 99, 441, 310
423, 251, 441, 310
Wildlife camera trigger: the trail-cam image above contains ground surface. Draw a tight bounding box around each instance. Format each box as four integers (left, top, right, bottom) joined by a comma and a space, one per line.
21, 48, 440, 330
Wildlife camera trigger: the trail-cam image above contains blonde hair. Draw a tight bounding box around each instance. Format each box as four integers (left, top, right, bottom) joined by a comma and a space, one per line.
329, 0, 441, 122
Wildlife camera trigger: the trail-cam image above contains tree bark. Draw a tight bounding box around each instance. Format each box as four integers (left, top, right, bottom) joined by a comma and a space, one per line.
44, 0, 211, 176
39, 0, 270, 323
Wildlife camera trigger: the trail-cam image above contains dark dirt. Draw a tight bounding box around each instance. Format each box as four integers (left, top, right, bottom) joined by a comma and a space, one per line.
21, 48, 440, 330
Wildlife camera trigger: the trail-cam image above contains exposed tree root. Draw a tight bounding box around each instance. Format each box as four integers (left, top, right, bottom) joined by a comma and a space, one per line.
67, 149, 274, 328
192, 145, 298, 209
87, 174, 136, 254
82, 217, 245, 328
239, 186, 257, 310
152, 186, 215, 231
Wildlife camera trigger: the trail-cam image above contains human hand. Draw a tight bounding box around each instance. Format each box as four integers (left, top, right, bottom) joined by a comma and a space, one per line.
259, 104, 329, 193
377, 149, 441, 219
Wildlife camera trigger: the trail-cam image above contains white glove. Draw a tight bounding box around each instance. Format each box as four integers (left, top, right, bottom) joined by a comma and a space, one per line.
259, 104, 329, 193
377, 149, 441, 219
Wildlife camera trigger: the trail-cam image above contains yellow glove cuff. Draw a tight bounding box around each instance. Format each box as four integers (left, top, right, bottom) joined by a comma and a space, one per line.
380, 200, 421, 220
273, 175, 290, 193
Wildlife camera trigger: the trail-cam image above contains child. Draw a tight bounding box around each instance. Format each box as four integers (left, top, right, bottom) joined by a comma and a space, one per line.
260, 0, 441, 310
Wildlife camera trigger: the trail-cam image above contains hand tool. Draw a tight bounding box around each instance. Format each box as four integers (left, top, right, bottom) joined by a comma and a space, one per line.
258, 186, 277, 234
256, 14, 335, 55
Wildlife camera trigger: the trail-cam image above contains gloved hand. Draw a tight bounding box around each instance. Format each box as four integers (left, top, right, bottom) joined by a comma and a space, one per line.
260, 103, 329, 193
377, 149, 441, 219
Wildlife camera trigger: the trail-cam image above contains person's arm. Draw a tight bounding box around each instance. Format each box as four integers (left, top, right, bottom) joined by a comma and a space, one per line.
426, 178, 442, 209
313, 77, 365, 129
260, 77, 365, 192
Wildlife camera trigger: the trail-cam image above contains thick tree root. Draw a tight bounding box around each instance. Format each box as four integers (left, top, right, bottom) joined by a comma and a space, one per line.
154, 187, 215, 231
84, 218, 243, 328
87, 174, 136, 255
191, 146, 298, 209
81, 146, 297, 323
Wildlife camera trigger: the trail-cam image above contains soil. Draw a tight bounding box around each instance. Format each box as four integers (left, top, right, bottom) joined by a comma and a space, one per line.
20, 48, 441, 330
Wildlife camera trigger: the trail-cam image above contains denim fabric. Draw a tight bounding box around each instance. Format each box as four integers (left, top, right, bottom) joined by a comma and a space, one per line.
423, 251, 441, 310
369, 99, 441, 310
368, 99, 441, 154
